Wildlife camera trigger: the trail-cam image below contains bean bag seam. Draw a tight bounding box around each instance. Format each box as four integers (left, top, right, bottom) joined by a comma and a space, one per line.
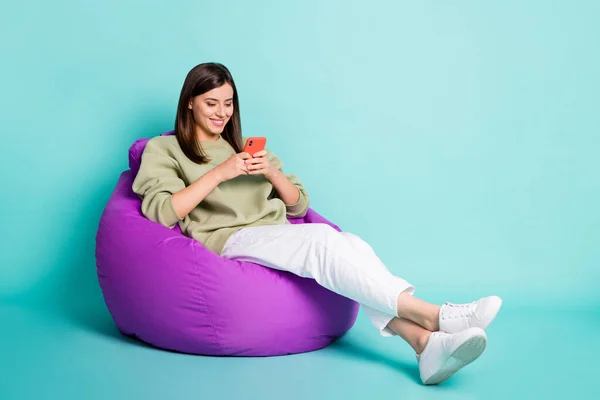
191, 243, 223, 352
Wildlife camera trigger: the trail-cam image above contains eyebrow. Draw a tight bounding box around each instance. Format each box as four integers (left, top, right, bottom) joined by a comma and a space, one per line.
205, 98, 233, 102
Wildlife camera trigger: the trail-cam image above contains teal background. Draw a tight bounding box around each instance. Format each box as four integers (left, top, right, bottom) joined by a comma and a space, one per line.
1, 0, 598, 399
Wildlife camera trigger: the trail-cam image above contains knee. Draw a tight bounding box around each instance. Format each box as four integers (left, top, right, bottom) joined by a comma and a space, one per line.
304, 223, 339, 243
312, 223, 338, 235
340, 231, 375, 256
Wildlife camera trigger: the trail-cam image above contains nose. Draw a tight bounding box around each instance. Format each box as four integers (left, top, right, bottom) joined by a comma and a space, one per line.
216, 104, 226, 118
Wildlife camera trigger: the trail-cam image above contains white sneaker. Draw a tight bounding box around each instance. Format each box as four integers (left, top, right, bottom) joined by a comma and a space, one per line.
439, 295, 502, 334
417, 327, 487, 385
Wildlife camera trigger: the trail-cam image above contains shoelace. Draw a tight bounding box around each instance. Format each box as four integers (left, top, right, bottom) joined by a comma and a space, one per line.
440, 301, 477, 320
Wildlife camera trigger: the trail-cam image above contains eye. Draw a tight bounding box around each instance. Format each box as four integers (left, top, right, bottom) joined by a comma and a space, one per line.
207, 103, 216, 107
226, 103, 233, 107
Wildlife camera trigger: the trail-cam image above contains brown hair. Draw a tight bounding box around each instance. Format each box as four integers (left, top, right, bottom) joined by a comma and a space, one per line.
175, 62, 243, 164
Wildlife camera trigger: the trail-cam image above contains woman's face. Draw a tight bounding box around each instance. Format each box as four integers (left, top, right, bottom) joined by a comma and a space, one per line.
188, 83, 234, 139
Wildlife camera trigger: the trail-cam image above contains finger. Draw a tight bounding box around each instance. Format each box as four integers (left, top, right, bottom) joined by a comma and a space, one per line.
245, 158, 263, 165
250, 161, 268, 170
252, 150, 267, 158
239, 152, 251, 159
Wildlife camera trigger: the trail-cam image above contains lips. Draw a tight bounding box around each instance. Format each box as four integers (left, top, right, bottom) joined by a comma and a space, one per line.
210, 118, 225, 127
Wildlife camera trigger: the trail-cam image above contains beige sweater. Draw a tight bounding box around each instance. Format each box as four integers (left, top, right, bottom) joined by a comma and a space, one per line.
132, 135, 309, 255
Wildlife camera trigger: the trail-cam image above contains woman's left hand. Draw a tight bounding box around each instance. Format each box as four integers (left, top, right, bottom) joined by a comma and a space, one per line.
245, 150, 276, 179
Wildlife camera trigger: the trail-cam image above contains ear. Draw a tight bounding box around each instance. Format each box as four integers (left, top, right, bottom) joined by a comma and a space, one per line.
188, 99, 193, 109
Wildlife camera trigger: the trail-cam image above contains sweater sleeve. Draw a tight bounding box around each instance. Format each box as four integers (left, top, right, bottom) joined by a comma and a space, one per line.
131, 148, 186, 228
267, 150, 310, 218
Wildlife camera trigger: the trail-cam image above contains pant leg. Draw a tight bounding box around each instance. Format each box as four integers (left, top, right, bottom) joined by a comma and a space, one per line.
221, 223, 414, 331
339, 232, 415, 337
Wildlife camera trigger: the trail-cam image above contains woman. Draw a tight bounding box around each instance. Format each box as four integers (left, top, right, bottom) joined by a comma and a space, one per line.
132, 62, 502, 385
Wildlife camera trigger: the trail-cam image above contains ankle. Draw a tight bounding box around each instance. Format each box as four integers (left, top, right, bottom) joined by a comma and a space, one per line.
423, 306, 441, 332
415, 331, 431, 355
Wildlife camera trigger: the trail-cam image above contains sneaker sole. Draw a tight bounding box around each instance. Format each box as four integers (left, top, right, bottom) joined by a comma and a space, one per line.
423, 331, 487, 385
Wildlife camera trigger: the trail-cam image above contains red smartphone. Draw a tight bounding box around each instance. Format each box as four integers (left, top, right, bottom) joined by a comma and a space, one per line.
243, 137, 267, 157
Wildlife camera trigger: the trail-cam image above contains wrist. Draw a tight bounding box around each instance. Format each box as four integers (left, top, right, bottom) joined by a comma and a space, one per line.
265, 165, 278, 180
209, 167, 225, 184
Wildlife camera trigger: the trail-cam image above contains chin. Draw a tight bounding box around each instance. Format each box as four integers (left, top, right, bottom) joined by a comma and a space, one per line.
206, 122, 227, 134
204, 125, 222, 135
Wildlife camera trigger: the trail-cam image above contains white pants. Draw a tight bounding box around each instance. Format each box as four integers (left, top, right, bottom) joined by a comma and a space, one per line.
221, 223, 415, 336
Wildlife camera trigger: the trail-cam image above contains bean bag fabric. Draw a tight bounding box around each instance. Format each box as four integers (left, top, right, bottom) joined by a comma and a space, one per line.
95, 133, 359, 356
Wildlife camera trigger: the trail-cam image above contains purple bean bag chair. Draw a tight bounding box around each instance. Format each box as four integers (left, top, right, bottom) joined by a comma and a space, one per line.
95, 132, 359, 356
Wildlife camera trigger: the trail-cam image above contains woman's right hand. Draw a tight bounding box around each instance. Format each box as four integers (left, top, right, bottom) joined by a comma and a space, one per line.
215, 152, 252, 182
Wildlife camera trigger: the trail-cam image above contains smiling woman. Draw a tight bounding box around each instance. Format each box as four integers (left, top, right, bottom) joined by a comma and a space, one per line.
127, 62, 503, 385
